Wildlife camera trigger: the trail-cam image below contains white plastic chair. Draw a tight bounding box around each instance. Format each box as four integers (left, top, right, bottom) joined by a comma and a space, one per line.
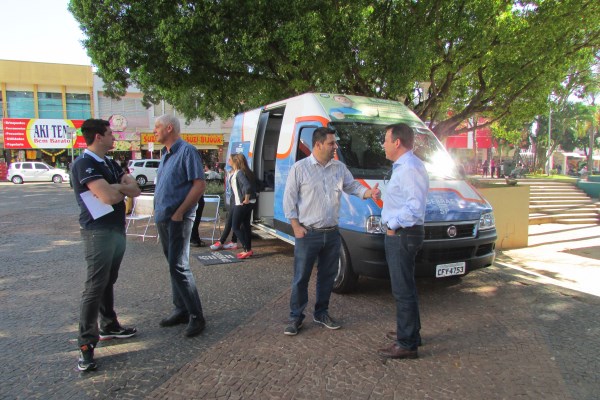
200, 195, 221, 242
125, 195, 158, 241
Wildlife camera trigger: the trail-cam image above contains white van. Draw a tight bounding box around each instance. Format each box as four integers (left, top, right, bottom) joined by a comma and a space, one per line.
225, 93, 497, 292
8, 161, 70, 184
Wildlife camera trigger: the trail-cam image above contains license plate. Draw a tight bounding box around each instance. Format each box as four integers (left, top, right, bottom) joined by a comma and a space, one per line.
435, 262, 466, 278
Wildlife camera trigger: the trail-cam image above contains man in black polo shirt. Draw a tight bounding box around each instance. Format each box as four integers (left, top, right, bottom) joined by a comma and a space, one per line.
71, 119, 141, 371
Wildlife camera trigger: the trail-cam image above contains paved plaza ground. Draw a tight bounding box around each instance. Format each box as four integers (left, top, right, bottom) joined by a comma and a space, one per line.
0, 183, 598, 399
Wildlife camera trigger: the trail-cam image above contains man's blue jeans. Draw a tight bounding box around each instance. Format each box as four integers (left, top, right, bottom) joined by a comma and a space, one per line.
79, 228, 126, 346
157, 219, 204, 318
289, 229, 341, 322
384, 226, 424, 351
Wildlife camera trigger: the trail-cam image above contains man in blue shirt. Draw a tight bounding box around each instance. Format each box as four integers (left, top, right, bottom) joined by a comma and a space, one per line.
71, 119, 141, 371
154, 114, 207, 337
380, 123, 429, 359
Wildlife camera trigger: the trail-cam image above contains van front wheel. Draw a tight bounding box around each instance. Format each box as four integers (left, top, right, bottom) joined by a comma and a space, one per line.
332, 240, 358, 294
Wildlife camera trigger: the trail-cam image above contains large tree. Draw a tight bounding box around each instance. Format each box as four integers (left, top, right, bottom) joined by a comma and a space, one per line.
69, 0, 599, 137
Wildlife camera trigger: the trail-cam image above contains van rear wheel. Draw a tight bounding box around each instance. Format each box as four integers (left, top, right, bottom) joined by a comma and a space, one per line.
333, 239, 358, 294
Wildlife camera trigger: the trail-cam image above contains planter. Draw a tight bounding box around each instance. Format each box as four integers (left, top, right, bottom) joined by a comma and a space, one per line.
479, 185, 529, 250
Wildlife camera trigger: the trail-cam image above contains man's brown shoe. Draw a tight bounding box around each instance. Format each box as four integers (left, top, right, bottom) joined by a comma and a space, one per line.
385, 331, 423, 346
378, 343, 418, 359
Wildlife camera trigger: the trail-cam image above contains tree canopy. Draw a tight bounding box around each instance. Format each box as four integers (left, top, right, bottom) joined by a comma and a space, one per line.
69, 0, 600, 137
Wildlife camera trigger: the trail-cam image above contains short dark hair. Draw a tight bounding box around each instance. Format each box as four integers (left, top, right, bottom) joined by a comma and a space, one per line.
80, 119, 110, 146
385, 123, 414, 150
312, 127, 335, 148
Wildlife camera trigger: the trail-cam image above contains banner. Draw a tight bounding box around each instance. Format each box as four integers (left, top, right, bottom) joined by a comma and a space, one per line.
140, 132, 224, 146
2, 118, 87, 149
112, 131, 141, 151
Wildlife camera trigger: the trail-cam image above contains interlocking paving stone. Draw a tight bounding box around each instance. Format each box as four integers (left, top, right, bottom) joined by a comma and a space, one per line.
1, 183, 598, 399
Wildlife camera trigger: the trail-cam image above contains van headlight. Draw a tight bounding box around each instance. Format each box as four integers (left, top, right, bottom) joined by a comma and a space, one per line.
366, 216, 385, 234
479, 211, 495, 230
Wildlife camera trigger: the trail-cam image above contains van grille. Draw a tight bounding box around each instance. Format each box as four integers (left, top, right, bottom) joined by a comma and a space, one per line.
424, 223, 476, 240
417, 247, 475, 264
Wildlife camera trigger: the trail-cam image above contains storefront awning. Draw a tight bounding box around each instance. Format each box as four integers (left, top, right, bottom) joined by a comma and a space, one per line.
141, 144, 219, 151
140, 132, 224, 148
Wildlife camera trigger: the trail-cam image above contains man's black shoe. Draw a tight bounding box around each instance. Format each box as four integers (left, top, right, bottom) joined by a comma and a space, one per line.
190, 239, 206, 247
159, 311, 189, 327
77, 343, 97, 372
183, 315, 206, 337
99, 326, 137, 340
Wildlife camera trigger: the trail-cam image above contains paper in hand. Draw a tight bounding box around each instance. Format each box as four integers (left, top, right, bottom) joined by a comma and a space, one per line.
80, 191, 114, 219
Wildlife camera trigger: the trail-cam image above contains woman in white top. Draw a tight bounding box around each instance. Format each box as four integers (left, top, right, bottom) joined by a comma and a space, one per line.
229, 153, 257, 259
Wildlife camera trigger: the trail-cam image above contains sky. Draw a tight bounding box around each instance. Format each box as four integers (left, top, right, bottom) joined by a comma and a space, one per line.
0, 0, 92, 65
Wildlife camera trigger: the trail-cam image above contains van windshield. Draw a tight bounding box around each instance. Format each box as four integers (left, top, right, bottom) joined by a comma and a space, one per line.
331, 122, 461, 180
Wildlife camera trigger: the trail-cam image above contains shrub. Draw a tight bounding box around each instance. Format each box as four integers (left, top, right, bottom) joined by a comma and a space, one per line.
205, 180, 225, 209
205, 180, 225, 196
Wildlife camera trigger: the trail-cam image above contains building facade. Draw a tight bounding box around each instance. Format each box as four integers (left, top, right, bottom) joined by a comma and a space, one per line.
93, 74, 231, 169
1, 60, 232, 177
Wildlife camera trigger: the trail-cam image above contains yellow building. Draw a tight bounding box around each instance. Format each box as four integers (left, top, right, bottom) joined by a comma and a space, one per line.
0, 59, 93, 165
1, 59, 229, 171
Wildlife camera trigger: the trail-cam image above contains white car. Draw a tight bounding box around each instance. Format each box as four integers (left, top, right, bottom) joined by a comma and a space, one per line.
8, 162, 70, 184
128, 159, 160, 186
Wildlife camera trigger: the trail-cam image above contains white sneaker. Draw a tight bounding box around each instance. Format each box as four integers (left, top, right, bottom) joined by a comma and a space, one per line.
223, 242, 238, 250
210, 241, 223, 251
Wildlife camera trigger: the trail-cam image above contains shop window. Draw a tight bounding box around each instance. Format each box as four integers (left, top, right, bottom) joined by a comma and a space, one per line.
38, 92, 64, 119
7, 91, 35, 118
66, 93, 92, 120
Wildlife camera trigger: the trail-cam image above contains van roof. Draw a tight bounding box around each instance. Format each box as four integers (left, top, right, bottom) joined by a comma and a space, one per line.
263, 93, 425, 127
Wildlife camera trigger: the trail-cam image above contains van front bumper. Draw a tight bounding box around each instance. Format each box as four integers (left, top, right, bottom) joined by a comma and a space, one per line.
341, 228, 497, 279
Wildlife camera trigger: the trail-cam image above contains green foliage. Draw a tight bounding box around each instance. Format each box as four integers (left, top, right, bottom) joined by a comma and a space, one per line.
530, 100, 598, 170
205, 180, 225, 208
69, 0, 600, 136
205, 180, 224, 196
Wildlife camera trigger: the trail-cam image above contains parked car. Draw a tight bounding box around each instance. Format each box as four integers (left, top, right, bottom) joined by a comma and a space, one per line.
8, 162, 70, 184
128, 159, 160, 186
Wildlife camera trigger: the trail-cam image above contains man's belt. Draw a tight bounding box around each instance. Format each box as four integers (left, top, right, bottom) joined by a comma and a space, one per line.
389, 225, 424, 234
302, 224, 338, 232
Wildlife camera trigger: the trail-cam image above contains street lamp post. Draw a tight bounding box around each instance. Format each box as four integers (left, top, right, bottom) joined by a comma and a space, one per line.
66, 127, 76, 167
547, 104, 552, 175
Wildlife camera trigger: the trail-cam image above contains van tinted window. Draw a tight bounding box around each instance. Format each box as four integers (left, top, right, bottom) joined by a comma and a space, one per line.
332, 122, 460, 180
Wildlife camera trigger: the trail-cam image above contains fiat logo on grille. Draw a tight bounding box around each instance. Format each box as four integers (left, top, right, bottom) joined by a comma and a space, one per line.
447, 225, 458, 238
